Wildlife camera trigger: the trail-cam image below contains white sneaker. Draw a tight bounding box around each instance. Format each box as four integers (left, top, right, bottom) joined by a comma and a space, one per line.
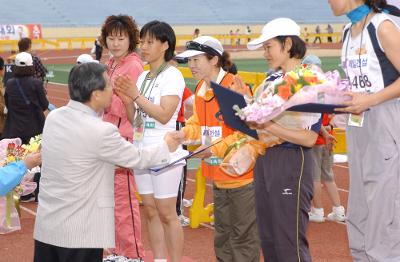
179, 215, 190, 227
107, 256, 143, 262
103, 254, 119, 262
308, 207, 325, 223
183, 198, 193, 207
327, 206, 346, 222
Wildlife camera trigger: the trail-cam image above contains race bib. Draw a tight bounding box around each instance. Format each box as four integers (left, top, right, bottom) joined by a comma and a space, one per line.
345, 54, 372, 93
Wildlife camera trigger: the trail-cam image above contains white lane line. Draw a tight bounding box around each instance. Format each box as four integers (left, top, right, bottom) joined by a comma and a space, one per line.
20, 205, 37, 216
200, 223, 215, 230
187, 178, 213, 188
48, 82, 67, 86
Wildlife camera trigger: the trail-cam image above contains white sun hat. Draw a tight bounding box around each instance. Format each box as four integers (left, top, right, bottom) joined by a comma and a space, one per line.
176, 36, 223, 58
15, 52, 33, 67
76, 54, 99, 64
247, 18, 301, 50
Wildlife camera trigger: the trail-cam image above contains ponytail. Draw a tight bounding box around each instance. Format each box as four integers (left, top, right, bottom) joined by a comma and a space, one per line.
365, 0, 387, 12
221, 51, 233, 72
205, 51, 237, 74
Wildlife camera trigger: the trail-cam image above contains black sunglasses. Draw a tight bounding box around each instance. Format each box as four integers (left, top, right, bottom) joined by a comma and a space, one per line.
185, 41, 221, 57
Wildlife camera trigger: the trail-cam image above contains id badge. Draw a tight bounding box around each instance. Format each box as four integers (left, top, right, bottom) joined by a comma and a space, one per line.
204, 157, 222, 166
201, 126, 222, 145
348, 112, 364, 127
145, 121, 155, 129
133, 112, 145, 141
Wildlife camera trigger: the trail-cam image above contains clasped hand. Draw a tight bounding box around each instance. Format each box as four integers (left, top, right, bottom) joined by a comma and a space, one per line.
114, 75, 140, 104
164, 131, 186, 152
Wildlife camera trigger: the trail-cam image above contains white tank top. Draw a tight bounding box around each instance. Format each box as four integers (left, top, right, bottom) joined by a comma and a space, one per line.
341, 13, 400, 93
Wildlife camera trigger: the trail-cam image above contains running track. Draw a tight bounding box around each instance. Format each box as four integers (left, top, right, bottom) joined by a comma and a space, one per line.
0, 49, 352, 262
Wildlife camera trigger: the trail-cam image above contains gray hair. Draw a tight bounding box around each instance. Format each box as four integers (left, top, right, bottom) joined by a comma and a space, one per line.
68, 63, 108, 103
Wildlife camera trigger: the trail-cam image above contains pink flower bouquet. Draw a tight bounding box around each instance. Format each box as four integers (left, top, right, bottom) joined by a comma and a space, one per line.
236, 66, 351, 126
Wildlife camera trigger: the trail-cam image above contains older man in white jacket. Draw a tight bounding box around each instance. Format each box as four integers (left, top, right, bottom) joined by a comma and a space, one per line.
33, 63, 182, 262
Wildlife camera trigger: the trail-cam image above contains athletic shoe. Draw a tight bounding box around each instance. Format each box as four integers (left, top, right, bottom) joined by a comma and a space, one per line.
308, 207, 325, 223
327, 205, 346, 222
20, 194, 36, 203
179, 215, 190, 227
104, 255, 143, 262
103, 254, 119, 262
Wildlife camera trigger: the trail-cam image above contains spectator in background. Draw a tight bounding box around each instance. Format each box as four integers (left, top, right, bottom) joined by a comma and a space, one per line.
0, 57, 6, 137
18, 38, 48, 81
235, 28, 241, 46
193, 28, 200, 39
326, 24, 334, 42
3, 52, 48, 203
303, 27, 310, 43
313, 25, 322, 43
229, 30, 235, 46
76, 54, 99, 64
2, 52, 48, 144
100, 14, 145, 262
94, 36, 103, 61
246, 25, 252, 42
303, 52, 346, 224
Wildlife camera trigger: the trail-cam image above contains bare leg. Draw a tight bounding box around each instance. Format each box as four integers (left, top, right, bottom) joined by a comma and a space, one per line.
323, 180, 341, 207
312, 181, 323, 208
156, 197, 184, 262
140, 194, 167, 259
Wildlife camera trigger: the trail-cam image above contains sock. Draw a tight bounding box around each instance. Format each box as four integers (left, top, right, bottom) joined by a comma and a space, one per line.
154, 259, 167, 262
313, 207, 324, 216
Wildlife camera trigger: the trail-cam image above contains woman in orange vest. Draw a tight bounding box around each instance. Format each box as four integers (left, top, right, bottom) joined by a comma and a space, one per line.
176, 36, 262, 262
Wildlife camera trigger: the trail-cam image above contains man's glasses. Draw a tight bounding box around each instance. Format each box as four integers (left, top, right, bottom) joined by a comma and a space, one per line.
185, 41, 221, 57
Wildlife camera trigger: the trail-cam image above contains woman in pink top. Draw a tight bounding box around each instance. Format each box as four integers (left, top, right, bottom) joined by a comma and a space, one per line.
100, 15, 144, 262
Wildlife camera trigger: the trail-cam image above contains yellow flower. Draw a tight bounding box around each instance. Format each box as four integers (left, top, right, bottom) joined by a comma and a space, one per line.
294, 84, 302, 92
303, 71, 315, 78
287, 71, 299, 80
7, 155, 15, 163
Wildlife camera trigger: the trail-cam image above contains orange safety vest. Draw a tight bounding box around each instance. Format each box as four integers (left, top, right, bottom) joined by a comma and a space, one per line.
195, 73, 254, 182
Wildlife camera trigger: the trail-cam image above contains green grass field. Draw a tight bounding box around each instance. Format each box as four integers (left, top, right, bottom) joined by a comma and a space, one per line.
47, 57, 344, 91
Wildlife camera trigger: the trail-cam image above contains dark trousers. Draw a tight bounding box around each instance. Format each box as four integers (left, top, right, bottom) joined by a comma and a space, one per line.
254, 146, 313, 262
213, 182, 260, 262
34, 240, 103, 262
313, 36, 322, 43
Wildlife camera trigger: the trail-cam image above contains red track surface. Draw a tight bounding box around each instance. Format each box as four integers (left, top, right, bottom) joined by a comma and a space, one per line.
0, 49, 352, 262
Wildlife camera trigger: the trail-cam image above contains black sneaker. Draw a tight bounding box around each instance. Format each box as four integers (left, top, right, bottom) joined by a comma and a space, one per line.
20, 194, 36, 203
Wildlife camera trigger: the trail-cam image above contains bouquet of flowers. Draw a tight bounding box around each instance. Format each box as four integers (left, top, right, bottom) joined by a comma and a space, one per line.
235, 65, 350, 125
0, 135, 42, 234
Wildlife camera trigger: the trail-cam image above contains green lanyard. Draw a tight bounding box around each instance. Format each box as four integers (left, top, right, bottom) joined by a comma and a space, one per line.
139, 62, 168, 98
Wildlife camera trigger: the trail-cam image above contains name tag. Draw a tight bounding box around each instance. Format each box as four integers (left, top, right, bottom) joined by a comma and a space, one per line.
145, 121, 155, 129
201, 126, 222, 145
204, 157, 222, 166
348, 112, 364, 127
